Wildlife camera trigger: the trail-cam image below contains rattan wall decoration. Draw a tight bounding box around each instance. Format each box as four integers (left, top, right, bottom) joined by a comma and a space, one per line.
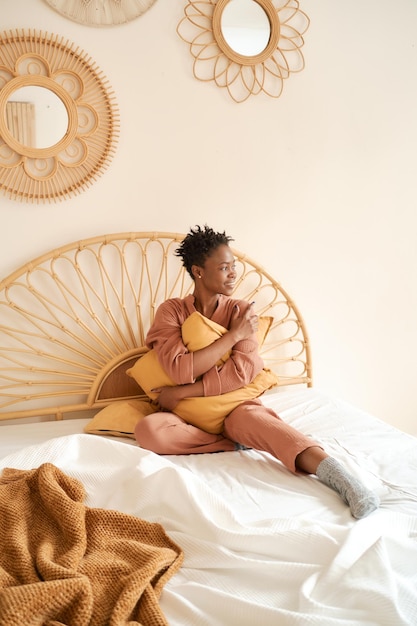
177, 0, 310, 103
44, 0, 157, 27
0, 30, 119, 203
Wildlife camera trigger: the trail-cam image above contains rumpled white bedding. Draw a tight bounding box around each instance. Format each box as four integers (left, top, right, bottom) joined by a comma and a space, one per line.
1, 389, 416, 626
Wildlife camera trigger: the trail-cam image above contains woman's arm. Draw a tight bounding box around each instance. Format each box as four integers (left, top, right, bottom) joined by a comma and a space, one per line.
153, 305, 260, 410
199, 301, 264, 396
152, 380, 204, 412
147, 298, 263, 409
146, 298, 257, 383
191, 304, 258, 378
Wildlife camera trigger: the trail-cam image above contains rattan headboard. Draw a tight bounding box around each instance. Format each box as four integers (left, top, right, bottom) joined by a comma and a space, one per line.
0, 232, 312, 422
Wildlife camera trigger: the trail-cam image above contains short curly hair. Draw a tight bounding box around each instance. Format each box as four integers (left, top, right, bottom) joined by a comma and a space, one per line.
175, 225, 234, 278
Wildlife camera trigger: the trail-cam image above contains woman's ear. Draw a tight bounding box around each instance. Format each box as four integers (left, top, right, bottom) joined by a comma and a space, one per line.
191, 265, 202, 280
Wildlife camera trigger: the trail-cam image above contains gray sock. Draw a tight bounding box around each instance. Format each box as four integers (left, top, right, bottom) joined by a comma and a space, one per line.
316, 457, 379, 519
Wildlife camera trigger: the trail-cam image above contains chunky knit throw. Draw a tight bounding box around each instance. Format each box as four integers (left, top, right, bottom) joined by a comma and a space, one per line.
0, 463, 183, 626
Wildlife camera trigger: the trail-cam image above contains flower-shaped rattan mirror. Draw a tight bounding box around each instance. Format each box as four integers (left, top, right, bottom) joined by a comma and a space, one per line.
0, 30, 119, 202
177, 0, 310, 103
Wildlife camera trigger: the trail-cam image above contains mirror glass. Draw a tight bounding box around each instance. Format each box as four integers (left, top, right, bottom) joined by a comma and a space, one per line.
221, 0, 270, 57
5, 86, 68, 149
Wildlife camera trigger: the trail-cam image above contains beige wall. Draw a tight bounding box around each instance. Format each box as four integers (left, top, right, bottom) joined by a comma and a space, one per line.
1, 0, 417, 434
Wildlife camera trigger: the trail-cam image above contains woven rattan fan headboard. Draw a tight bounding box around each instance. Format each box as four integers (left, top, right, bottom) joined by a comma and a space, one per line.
0, 232, 312, 422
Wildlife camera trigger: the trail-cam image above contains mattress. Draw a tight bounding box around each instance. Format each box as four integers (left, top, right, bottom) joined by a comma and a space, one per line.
1, 388, 416, 625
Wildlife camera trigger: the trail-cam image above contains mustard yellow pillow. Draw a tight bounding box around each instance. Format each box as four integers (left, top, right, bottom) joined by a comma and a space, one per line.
125, 310, 271, 398
126, 312, 278, 434
84, 399, 157, 438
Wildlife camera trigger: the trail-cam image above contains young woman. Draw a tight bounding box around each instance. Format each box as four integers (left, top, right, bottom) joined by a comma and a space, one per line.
135, 225, 379, 519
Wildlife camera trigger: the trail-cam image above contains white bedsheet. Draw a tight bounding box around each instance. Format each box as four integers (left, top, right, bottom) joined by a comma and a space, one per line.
1, 389, 417, 625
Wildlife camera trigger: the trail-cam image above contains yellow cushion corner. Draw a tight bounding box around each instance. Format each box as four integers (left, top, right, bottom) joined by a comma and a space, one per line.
257, 315, 273, 347
84, 398, 157, 439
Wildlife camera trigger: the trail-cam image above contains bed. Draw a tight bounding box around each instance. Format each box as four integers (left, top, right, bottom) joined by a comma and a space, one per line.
0, 232, 416, 626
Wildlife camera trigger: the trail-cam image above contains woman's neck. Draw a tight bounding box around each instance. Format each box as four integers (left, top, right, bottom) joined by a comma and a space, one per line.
193, 293, 219, 319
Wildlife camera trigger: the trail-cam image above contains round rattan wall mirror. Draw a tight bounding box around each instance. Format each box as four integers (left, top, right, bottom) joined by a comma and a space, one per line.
0, 30, 119, 203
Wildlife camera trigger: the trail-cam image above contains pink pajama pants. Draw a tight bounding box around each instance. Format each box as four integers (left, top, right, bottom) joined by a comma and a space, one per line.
134, 398, 319, 473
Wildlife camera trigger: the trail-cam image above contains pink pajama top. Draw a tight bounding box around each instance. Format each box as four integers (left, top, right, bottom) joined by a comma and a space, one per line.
145, 294, 264, 397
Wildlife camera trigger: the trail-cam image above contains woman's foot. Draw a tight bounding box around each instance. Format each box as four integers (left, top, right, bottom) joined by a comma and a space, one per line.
316, 456, 379, 519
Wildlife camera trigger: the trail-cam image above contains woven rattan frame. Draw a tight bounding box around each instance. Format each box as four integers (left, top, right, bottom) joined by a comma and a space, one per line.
44, 0, 158, 27
0, 232, 312, 422
0, 30, 119, 202
177, 0, 310, 103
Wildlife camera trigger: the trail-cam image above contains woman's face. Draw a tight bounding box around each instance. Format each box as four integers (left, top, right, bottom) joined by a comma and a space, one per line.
195, 244, 237, 296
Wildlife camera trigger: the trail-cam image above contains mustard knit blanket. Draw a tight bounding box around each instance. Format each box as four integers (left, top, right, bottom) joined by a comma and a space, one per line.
0, 463, 183, 626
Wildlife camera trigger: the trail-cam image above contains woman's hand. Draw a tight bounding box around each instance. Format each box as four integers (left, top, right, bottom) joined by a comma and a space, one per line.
228, 303, 258, 343
152, 380, 204, 411
152, 386, 184, 412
